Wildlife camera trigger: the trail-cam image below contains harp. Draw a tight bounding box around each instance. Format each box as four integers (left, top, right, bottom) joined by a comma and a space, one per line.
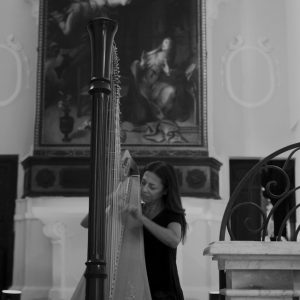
70, 18, 152, 300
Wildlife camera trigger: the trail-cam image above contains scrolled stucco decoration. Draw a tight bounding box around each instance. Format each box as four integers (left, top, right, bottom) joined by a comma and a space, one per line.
43, 221, 66, 242
0, 35, 24, 107
24, 0, 39, 23
221, 34, 278, 108
207, 0, 229, 25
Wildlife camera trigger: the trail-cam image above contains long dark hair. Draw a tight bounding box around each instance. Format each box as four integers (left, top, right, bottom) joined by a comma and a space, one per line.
141, 161, 187, 241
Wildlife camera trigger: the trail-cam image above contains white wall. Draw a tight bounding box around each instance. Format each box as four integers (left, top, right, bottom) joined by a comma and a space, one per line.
12, 197, 88, 300
208, 0, 293, 201
0, 0, 37, 197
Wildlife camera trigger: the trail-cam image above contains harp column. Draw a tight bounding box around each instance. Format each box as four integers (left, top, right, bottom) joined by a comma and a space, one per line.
86, 17, 118, 300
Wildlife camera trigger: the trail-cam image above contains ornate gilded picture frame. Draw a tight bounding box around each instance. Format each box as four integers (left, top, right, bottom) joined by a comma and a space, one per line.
34, 0, 207, 158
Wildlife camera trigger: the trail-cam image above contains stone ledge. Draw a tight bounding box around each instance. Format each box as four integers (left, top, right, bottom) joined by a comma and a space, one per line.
221, 288, 300, 298
204, 241, 300, 256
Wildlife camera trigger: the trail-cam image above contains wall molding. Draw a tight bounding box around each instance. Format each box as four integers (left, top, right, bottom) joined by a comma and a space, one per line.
221, 34, 279, 108
206, 0, 229, 25
43, 222, 66, 242
0, 35, 24, 107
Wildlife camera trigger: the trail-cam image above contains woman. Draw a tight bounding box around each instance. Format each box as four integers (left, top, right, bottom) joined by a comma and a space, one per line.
127, 161, 187, 300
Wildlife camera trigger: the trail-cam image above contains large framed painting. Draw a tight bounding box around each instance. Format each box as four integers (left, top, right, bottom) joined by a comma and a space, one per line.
34, 0, 208, 158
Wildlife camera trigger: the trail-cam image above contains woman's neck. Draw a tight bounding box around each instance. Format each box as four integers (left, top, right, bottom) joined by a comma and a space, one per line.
143, 200, 164, 219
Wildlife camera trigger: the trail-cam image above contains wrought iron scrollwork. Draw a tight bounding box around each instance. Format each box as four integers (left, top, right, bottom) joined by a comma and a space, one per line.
219, 142, 300, 241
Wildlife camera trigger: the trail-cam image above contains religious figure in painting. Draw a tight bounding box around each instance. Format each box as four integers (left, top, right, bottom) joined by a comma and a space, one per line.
131, 37, 175, 121
39, 0, 202, 146
43, 0, 132, 144
121, 37, 196, 143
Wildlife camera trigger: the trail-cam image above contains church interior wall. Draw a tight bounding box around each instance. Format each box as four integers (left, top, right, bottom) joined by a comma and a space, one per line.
0, 0, 37, 198
208, 0, 293, 201
0, 0, 298, 300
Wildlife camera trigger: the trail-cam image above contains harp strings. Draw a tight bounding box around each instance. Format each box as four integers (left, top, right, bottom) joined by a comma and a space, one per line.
104, 43, 127, 299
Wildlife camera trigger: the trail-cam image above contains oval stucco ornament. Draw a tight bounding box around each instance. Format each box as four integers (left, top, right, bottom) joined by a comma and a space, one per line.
222, 35, 278, 108
0, 35, 23, 107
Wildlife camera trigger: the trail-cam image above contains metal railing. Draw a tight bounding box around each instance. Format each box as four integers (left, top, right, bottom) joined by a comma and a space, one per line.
219, 142, 300, 241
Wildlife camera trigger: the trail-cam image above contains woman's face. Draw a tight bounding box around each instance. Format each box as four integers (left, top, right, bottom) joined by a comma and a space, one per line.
140, 171, 165, 204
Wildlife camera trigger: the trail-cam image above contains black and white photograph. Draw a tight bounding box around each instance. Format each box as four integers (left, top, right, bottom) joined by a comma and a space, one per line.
0, 1, 299, 300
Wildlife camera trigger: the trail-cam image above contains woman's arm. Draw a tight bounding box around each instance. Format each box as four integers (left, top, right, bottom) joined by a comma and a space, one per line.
126, 205, 181, 248
141, 215, 182, 248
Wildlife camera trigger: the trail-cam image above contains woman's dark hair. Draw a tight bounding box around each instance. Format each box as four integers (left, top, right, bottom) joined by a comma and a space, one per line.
141, 161, 187, 241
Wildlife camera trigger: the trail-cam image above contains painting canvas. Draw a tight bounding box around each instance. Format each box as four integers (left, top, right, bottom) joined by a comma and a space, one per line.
35, 0, 207, 157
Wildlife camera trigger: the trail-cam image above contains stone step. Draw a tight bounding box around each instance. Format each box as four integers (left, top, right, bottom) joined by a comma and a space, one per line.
221, 288, 300, 300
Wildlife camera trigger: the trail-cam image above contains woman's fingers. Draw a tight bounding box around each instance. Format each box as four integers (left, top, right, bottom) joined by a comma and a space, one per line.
124, 204, 140, 219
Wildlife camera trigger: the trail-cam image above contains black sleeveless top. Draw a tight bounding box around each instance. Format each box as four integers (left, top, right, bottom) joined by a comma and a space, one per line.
143, 209, 185, 300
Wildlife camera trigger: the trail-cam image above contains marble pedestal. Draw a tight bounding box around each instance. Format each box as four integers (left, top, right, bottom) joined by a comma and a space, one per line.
204, 241, 300, 300
11, 197, 88, 300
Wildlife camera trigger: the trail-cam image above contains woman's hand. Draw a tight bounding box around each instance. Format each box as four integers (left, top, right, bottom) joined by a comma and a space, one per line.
124, 204, 143, 223
125, 205, 182, 248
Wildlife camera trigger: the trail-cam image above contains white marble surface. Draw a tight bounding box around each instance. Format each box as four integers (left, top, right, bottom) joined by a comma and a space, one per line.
204, 241, 300, 256
204, 241, 300, 299
12, 197, 88, 300
221, 288, 300, 300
